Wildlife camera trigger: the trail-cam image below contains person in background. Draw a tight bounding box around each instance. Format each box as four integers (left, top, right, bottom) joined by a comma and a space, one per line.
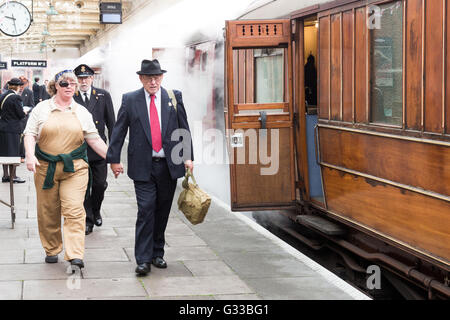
0, 78, 26, 183
19, 76, 35, 109
2, 82, 9, 94
24, 70, 108, 270
32, 77, 41, 105
304, 53, 317, 106
107, 59, 194, 276
73, 64, 116, 235
40, 80, 51, 101
18, 76, 35, 162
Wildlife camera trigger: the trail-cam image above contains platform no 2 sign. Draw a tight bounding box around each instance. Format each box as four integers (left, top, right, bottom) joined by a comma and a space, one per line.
11, 60, 47, 68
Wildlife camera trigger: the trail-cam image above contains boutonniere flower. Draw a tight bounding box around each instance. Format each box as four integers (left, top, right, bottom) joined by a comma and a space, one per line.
92, 89, 96, 95
168, 102, 173, 107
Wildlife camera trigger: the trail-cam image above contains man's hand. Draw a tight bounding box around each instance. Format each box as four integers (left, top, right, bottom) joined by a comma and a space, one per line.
110, 163, 124, 178
184, 160, 194, 173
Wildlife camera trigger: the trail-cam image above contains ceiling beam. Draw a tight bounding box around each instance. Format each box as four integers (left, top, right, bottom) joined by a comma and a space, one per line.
0, 0, 147, 55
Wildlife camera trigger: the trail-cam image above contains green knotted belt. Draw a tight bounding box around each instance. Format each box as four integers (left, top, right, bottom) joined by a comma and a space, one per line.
35, 142, 92, 199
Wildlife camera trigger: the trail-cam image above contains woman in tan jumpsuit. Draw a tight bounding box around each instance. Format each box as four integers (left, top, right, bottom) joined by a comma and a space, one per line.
23, 70, 108, 270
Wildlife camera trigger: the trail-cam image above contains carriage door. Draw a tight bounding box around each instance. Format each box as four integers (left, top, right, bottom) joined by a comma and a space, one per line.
225, 20, 296, 211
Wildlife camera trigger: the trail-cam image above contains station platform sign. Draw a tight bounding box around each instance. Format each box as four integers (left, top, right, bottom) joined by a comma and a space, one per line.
11, 60, 47, 68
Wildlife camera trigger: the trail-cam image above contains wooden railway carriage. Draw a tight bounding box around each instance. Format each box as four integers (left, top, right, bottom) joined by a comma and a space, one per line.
225, 0, 449, 299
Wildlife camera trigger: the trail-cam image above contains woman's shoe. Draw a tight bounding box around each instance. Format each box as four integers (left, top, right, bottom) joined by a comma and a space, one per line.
70, 258, 84, 268
2, 176, 10, 183
13, 177, 26, 183
45, 255, 58, 263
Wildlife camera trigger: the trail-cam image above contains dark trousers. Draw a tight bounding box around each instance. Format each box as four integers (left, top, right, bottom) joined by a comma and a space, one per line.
84, 159, 108, 228
134, 158, 177, 265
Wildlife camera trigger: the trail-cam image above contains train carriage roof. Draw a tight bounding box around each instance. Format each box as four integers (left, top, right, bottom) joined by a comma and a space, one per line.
237, 0, 330, 20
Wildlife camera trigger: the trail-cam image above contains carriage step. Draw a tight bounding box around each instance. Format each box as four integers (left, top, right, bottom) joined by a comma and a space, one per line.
296, 215, 346, 236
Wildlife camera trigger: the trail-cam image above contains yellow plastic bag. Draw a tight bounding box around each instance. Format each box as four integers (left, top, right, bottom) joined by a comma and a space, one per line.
177, 169, 211, 225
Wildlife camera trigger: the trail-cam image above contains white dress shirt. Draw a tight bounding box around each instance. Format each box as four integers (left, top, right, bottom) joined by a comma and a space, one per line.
144, 88, 165, 158
80, 88, 91, 104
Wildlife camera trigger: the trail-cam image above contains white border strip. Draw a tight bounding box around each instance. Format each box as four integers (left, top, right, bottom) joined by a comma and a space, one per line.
210, 194, 371, 300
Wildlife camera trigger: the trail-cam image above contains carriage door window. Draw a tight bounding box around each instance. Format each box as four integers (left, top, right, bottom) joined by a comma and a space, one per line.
254, 48, 284, 103
369, 1, 403, 126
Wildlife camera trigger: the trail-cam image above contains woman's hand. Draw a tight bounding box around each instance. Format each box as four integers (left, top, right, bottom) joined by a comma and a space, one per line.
24, 135, 38, 172
26, 155, 40, 173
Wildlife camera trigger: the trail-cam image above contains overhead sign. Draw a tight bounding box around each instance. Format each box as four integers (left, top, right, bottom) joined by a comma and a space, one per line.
11, 60, 47, 68
0, 61, 7, 70
100, 2, 121, 11
100, 2, 122, 24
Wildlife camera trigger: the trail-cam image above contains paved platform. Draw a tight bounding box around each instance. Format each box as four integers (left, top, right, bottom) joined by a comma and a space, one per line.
0, 163, 370, 300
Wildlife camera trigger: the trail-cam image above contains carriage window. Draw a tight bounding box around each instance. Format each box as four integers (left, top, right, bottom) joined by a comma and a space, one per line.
232, 48, 286, 107
369, 1, 403, 126
254, 48, 284, 103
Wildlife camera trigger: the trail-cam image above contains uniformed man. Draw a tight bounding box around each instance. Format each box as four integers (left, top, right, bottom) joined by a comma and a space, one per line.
73, 64, 116, 235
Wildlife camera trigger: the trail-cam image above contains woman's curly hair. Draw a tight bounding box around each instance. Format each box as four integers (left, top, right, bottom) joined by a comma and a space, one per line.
47, 69, 78, 97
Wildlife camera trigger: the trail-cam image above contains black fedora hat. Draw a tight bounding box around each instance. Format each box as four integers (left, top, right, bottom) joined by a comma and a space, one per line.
136, 59, 167, 75
8, 78, 24, 86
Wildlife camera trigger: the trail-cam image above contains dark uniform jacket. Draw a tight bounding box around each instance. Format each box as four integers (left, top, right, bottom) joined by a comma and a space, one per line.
21, 88, 35, 108
40, 84, 50, 101
0, 90, 26, 133
32, 82, 41, 105
106, 87, 193, 181
74, 86, 115, 161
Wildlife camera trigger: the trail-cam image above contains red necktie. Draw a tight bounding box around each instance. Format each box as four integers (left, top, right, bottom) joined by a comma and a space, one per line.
149, 94, 162, 152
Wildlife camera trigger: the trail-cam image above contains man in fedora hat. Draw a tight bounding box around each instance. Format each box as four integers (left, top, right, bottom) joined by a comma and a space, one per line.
107, 59, 194, 276
73, 64, 116, 235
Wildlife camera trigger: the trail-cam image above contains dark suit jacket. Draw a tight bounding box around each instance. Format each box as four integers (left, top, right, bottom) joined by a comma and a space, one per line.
106, 87, 193, 181
0, 90, 26, 133
74, 86, 116, 161
21, 88, 35, 108
32, 82, 41, 105
40, 84, 50, 101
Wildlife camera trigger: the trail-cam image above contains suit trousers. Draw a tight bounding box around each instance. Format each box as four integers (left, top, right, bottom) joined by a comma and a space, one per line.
134, 158, 177, 264
84, 159, 108, 227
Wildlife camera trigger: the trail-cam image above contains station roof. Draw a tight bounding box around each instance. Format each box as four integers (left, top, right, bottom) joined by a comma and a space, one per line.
0, 0, 149, 55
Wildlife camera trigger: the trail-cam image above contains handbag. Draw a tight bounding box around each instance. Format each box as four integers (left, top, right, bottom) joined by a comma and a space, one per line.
177, 169, 211, 225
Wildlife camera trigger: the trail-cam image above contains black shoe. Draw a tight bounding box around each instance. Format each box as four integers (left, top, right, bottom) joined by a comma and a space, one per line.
45, 255, 58, 263
70, 258, 84, 268
94, 217, 102, 227
151, 257, 167, 269
13, 177, 25, 183
135, 263, 151, 275
85, 225, 93, 235
2, 176, 9, 183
